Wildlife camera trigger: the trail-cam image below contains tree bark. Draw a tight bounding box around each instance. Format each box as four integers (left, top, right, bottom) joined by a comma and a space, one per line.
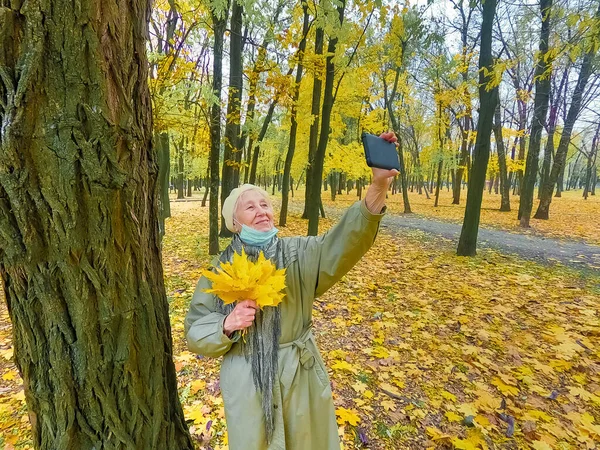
452, 3, 474, 205
382, 64, 412, 213
0, 1, 193, 448
457, 0, 498, 256
534, 0, 600, 218
307, 1, 346, 236
177, 149, 185, 199
280, 1, 309, 227
219, 0, 243, 237
209, 4, 229, 254
156, 132, 171, 237
302, 27, 325, 219
518, 0, 553, 227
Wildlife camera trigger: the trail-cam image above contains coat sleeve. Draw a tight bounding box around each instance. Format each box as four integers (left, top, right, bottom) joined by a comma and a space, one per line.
296, 199, 385, 298
184, 276, 241, 358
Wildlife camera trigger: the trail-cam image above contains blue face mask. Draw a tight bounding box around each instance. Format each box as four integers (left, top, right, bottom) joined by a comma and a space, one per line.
239, 224, 279, 247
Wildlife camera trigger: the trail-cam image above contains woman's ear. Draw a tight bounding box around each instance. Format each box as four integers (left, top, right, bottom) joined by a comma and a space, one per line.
232, 217, 241, 233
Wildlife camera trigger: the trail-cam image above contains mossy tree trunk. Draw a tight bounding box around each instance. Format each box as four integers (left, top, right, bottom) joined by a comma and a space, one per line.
0, 1, 193, 448
220, 0, 243, 238
209, 3, 229, 254
518, 0, 553, 227
493, 92, 511, 211
457, 0, 498, 256
307, 1, 346, 235
302, 26, 324, 220
280, 1, 310, 227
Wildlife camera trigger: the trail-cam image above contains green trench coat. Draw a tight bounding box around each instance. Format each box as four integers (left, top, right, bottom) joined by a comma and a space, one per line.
185, 200, 384, 450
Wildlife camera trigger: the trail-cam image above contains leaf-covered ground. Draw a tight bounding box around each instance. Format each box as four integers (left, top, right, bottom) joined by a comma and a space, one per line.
1, 194, 599, 449
322, 188, 600, 245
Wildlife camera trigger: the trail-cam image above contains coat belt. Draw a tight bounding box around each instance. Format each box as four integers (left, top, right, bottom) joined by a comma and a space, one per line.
279, 324, 316, 389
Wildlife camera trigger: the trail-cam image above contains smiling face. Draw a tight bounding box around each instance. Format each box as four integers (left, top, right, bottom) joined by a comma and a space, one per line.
233, 189, 274, 232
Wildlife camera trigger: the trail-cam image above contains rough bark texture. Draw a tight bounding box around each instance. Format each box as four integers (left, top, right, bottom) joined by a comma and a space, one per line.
457, 0, 498, 256
220, 0, 243, 238
307, 2, 346, 235
534, 0, 600, 219
0, 1, 193, 448
302, 26, 324, 219
209, 5, 228, 255
518, 0, 553, 227
280, 2, 309, 227
384, 64, 411, 214
156, 132, 171, 237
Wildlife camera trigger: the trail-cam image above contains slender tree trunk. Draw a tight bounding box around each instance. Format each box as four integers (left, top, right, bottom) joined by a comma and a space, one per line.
280, 2, 309, 227
249, 98, 279, 184
209, 5, 229, 254
0, 1, 194, 448
307, 2, 345, 235
457, 0, 498, 256
177, 149, 185, 199
583, 125, 600, 199
201, 168, 210, 207
156, 132, 171, 237
187, 179, 193, 197
555, 163, 565, 196
383, 67, 412, 213
534, 1, 600, 218
303, 27, 324, 219
220, 0, 243, 237
434, 160, 443, 207
519, 0, 553, 227
492, 95, 510, 213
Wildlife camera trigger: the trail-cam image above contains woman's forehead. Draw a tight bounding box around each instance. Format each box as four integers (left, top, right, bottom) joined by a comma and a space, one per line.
238, 189, 269, 206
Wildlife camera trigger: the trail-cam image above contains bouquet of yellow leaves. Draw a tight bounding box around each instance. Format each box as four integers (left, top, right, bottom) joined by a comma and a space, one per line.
202, 248, 287, 308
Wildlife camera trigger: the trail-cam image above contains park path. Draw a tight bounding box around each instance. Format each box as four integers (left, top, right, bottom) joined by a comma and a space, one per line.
297, 200, 600, 270
378, 212, 600, 270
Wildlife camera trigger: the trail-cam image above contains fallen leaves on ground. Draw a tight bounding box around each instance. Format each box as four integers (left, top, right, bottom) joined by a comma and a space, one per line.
0, 192, 598, 450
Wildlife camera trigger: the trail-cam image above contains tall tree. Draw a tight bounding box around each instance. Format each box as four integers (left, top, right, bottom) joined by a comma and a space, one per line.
209, 1, 230, 254
518, 0, 553, 227
0, 0, 193, 448
307, 0, 347, 235
493, 91, 511, 211
280, 1, 310, 226
456, 0, 498, 256
302, 26, 325, 219
534, 0, 600, 219
449, 0, 476, 205
220, 0, 244, 237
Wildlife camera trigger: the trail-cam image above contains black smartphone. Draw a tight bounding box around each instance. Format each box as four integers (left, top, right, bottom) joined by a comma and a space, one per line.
361, 132, 400, 171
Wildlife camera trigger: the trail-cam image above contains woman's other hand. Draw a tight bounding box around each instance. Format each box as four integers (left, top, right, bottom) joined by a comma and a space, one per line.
223, 300, 258, 336
371, 132, 400, 186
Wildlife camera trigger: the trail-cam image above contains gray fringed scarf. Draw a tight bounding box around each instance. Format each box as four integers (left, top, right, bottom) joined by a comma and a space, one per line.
215, 234, 283, 443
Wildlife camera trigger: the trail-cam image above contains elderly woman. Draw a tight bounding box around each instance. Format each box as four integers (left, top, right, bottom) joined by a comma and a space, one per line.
184, 132, 398, 450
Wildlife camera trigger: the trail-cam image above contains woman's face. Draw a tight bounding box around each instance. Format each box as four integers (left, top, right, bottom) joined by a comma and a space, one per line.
234, 190, 274, 232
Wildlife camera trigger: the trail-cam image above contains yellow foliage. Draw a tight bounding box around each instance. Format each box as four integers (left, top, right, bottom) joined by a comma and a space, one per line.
335, 407, 360, 426
202, 249, 286, 308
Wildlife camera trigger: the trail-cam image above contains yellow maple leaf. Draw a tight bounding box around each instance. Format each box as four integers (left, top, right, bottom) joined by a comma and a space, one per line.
491, 377, 519, 397
441, 390, 457, 402
336, 407, 360, 426
331, 361, 356, 373
531, 441, 553, 450
452, 437, 478, 450
190, 379, 206, 395
445, 411, 462, 422
381, 400, 396, 411
203, 248, 286, 308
